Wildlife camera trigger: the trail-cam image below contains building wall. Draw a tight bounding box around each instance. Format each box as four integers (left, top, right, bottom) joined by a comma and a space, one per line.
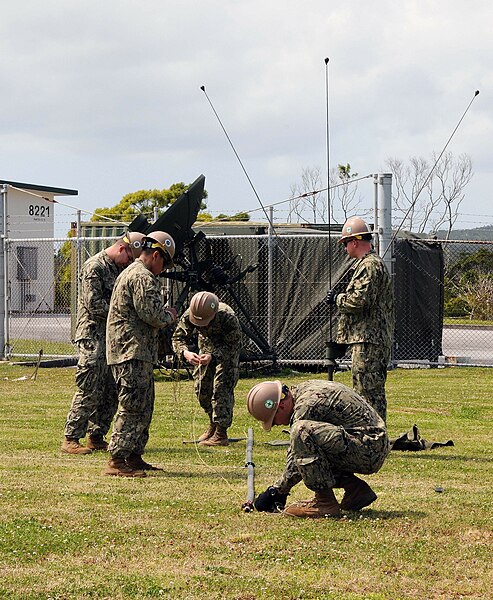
7, 188, 55, 312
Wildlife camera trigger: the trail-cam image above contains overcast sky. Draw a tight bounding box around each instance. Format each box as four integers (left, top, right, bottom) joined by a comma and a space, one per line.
1, 1, 491, 231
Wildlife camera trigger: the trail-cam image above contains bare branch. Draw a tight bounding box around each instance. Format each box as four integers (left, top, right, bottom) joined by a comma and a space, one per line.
386, 152, 473, 234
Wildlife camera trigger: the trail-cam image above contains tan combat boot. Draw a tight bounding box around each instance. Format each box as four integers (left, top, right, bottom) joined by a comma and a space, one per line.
126, 453, 163, 471
284, 489, 341, 518
197, 422, 216, 442
339, 475, 377, 511
86, 435, 109, 451
104, 457, 147, 477
61, 437, 92, 455
199, 425, 229, 446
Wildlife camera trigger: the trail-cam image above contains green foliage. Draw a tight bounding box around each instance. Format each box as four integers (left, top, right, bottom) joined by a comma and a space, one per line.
196, 212, 213, 222
337, 163, 358, 180
196, 211, 250, 222
444, 296, 469, 318
215, 211, 250, 221
436, 225, 493, 241
54, 232, 75, 312
446, 248, 493, 282
92, 181, 208, 222
444, 248, 493, 319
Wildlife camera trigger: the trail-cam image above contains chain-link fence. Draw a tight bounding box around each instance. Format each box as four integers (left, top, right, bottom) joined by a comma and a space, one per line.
2, 233, 493, 367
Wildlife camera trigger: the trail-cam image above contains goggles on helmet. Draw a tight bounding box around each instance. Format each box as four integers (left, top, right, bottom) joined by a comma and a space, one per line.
141, 238, 171, 257
342, 234, 364, 246
122, 235, 143, 250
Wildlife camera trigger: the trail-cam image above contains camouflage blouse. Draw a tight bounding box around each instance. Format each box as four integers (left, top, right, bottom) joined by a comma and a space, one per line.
335, 251, 394, 348
106, 261, 175, 365
74, 250, 121, 343
172, 302, 242, 363
274, 379, 388, 493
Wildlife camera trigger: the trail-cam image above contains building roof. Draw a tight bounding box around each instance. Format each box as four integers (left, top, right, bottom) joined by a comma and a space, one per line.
0, 179, 78, 196
194, 221, 345, 236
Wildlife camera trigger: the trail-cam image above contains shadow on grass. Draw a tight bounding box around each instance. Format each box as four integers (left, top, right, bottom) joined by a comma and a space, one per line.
342, 508, 427, 520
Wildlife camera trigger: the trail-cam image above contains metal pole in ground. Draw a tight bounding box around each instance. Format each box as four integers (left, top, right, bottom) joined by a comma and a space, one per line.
0, 185, 11, 359
242, 428, 255, 512
0, 185, 6, 359
267, 206, 274, 348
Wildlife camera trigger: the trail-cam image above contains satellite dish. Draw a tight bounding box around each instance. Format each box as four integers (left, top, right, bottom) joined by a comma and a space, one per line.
145, 174, 205, 255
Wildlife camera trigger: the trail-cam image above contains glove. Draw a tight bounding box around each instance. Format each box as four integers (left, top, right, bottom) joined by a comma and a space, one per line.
254, 486, 289, 512
326, 289, 338, 305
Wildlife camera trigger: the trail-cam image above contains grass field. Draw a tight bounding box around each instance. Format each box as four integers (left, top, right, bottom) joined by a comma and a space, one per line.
443, 318, 493, 327
0, 363, 492, 600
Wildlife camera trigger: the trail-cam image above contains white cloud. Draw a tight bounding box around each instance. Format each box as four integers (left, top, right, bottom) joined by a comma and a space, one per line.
0, 0, 491, 226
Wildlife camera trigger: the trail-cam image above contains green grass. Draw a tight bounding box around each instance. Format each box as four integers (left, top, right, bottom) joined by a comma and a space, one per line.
0, 364, 492, 599
8, 339, 76, 358
443, 317, 493, 326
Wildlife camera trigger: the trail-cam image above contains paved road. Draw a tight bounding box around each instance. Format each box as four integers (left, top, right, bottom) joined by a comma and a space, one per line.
442, 325, 493, 362
10, 315, 72, 344
7, 316, 493, 364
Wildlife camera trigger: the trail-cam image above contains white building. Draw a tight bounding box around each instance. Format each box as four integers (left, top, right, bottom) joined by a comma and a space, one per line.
0, 180, 78, 313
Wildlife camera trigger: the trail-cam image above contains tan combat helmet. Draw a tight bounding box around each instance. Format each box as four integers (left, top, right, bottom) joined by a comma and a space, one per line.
189, 291, 219, 327
339, 216, 373, 243
246, 380, 283, 431
141, 231, 175, 267
122, 231, 146, 259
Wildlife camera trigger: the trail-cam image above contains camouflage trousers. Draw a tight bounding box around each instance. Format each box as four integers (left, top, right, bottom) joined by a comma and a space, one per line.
351, 342, 390, 422
64, 338, 118, 440
108, 360, 155, 459
193, 356, 239, 428
290, 419, 389, 492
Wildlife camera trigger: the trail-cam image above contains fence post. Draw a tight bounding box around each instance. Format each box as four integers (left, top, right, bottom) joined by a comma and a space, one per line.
0, 185, 7, 358
377, 173, 393, 276
267, 206, 274, 346
76, 210, 82, 292
373, 174, 380, 254
70, 210, 83, 340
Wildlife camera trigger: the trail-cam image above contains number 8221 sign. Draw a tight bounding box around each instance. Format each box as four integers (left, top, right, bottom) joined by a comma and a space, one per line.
28, 204, 50, 219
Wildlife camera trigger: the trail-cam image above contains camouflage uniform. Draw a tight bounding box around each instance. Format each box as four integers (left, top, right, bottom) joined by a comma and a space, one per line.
64, 250, 120, 441
106, 260, 175, 459
336, 250, 394, 421
274, 380, 389, 494
172, 303, 241, 428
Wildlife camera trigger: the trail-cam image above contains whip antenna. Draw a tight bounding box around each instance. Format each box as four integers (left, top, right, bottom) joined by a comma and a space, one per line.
383, 89, 480, 258
200, 85, 272, 226
325, 58, 333, 328
323, 58, 346, 380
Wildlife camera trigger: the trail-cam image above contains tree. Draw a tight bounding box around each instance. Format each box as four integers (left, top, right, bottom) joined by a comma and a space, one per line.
214, 212, 250, 222
386, 152, 473, 237
444, 248, 493, 319
92, 182, 208, 222
54, 231, 75, 312
331, 164, 362, 222
195, 211, 250, 222
288, 164, 362, 224
460, 274, 493, 321
288, 166, 325, 224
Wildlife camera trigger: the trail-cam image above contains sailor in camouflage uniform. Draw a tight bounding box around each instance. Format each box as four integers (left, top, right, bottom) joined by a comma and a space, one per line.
172, 291, 242, 446
247, 379, 389, 518
327, 217, 394, 421
61, 232, 145, 455
104, 231, 177, 477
